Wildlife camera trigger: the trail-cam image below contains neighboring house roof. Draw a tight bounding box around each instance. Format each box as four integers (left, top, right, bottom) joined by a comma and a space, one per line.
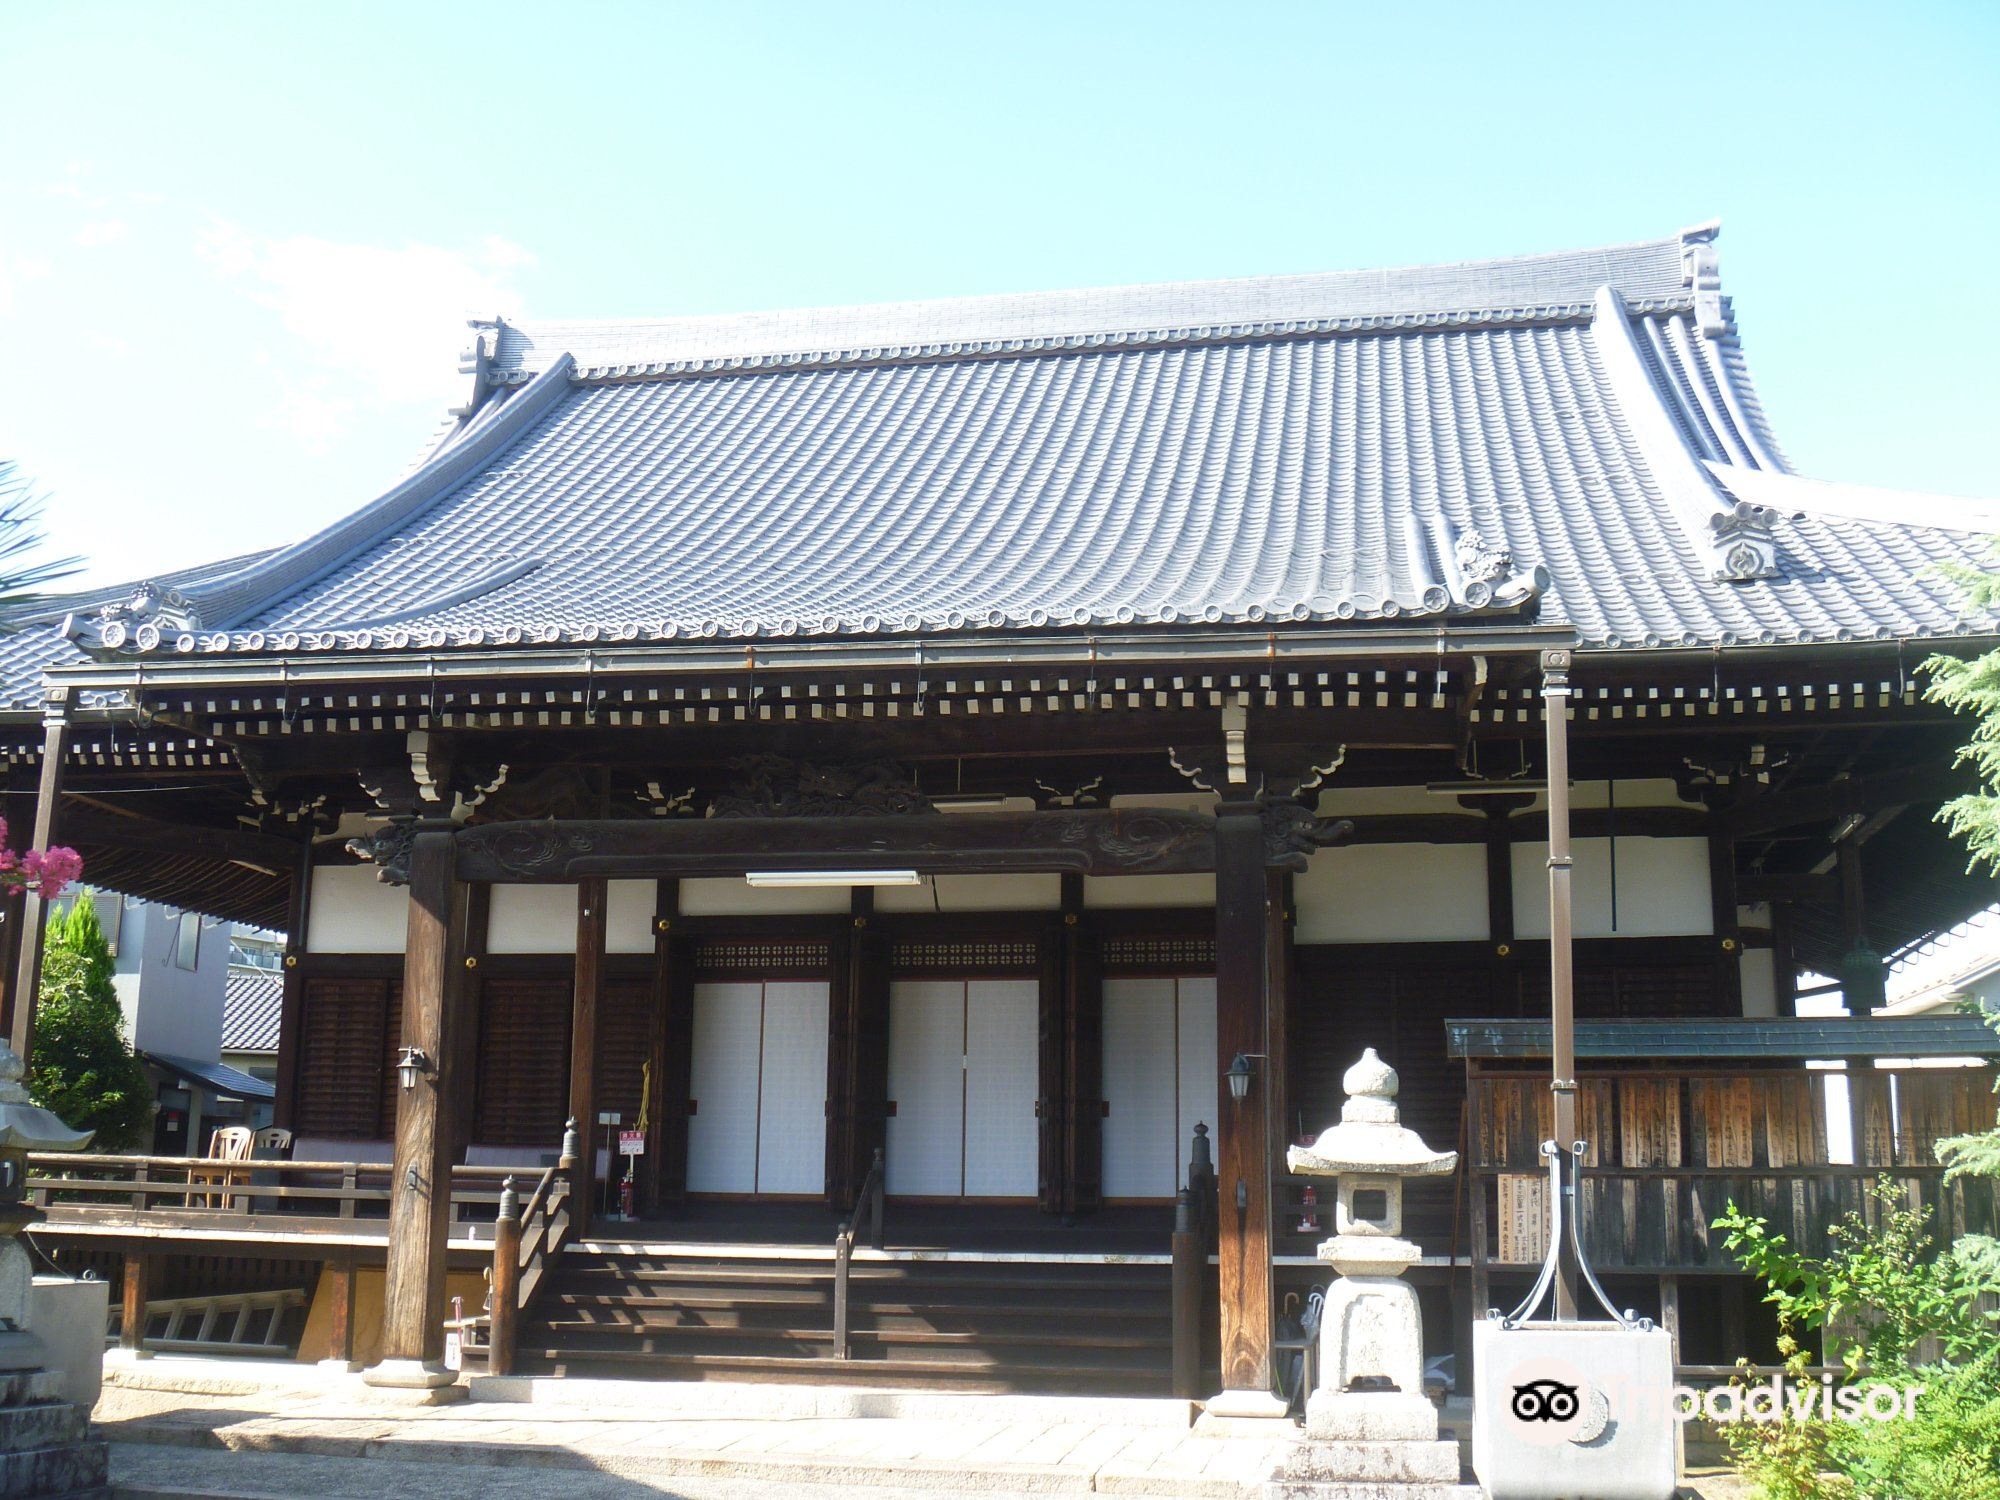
36, 223, 2000, 682
1883, 908, 2000, 1016
221, 969, 283, 1054
143, 1050, 277, 1102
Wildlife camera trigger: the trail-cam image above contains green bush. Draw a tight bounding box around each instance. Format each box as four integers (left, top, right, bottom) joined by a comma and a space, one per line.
29, 898, 154, 1150
1716, 1182, 2000, 1500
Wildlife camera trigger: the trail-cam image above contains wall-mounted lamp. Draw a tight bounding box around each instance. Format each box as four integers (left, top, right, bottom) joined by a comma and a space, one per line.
1216, 1056, 1264, 1104
395, 1046, 432, 1092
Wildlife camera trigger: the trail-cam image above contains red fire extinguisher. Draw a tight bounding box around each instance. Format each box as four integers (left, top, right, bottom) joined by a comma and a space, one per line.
619, 1165, 635, 1220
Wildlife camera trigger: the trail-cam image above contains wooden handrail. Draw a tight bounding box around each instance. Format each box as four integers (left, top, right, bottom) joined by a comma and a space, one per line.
832, 1146, 885, 1359
482, 1128, 573, 1377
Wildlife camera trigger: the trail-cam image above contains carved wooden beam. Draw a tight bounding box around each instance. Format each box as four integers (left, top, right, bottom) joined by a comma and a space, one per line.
350, 805, 1355, 885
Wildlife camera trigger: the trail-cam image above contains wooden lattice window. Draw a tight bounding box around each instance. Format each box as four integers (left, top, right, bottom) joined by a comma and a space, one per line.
890, 938, 1041, 974
295, 976, 398, 1139
691, 938, 831, 977
1099, 934, 1216, 973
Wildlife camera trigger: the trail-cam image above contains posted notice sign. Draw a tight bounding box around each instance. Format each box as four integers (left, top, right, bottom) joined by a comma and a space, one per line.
619, 1130, 646, 1157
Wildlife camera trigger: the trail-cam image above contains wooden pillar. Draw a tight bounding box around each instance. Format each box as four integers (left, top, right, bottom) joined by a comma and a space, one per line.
653, 881, 694, 1207
119, 1252, 151, 1358
1709, 830, 1743, 1015
569, 876, 607, 1226
1771, 905, 1799, 1018
1265, 869, 1293, 1170
1057, 873, 1103, 1216
323, 1259, 359, 1370
273, 838, 315, 1131
835, 890, 891, 1210
1211, 801, 1277, 1412
452, 884, 490, 1154
0, 885, 26, 1050
365, 826, 470, 1388
9, 690, 71, 1062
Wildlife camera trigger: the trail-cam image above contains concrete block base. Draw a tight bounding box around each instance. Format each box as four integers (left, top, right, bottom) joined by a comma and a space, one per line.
1304, 1392, 1437, 1442
1279, 1440, 1460, 1484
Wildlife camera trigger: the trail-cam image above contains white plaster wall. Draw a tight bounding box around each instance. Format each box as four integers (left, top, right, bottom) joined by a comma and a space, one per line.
1294, 843, 1489, 944
1741, 949, 1778, 1017
307, 866, 409, 954
487, 884, 581, 954
677, 878, 852, 916
129, 907, 230, 1059
607, 880, 656, 953
1083, 874, 1216, 909
874, 874, 1063, 913
1510, 837, 1712, 939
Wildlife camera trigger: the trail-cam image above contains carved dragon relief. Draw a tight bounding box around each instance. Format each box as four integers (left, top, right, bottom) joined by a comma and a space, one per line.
707, 755, 934, 819
1260, 801, 1355, 871
346, 821, 423, 886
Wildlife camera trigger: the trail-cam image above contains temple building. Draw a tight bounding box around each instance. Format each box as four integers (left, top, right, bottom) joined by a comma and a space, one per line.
4, 223, 1997, 1401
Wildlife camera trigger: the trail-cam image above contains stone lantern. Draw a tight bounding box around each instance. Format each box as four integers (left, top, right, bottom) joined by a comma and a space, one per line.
0, 1040, 105, 1495
1279, 1050, 1473, 1496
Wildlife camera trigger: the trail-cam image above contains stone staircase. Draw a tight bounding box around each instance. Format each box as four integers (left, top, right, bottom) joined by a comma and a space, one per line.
516, 1248, 1176, 1393
0, 1367, 106, 1498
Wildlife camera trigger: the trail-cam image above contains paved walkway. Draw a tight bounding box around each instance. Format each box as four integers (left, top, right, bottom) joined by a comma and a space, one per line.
95, 1360, 1296, 1498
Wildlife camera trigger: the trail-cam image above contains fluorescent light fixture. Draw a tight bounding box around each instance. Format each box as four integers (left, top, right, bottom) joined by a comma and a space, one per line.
930, 795, 1016, 811
1425, 780, 1549, 796
744, 869, 923, 888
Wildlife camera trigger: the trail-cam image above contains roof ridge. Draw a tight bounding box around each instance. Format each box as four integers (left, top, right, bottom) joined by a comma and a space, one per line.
483, 226, 1708, 382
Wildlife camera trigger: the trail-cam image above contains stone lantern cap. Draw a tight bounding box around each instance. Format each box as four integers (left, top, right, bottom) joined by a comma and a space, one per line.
0, 1046, 91, 1152
1286, 1049, 1456, 1178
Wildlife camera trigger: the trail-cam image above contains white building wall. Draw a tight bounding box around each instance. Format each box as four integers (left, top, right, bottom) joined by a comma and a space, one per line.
1294, 844, 1488, 944
307, 866, 409, 954
485, 880, 657, 953
1510, 837, 1712, 939
127, 907, 230, 1059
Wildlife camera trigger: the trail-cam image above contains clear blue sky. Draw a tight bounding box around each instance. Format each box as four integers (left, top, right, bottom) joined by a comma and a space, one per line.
3, 1, 1996, 588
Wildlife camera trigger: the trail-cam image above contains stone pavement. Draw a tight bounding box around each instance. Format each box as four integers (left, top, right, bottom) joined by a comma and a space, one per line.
94, 1357, 1298, 1498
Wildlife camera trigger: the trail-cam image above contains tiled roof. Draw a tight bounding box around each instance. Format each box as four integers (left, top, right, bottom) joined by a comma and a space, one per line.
221, 968, 283, 1053
31, 223, 2000, 685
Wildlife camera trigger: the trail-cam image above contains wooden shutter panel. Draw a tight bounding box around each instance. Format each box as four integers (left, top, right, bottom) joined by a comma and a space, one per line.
375, 979, 404, 1139
472, 975, 572, 1148
595, 977, 652, 1127
295, 977, 392, 1139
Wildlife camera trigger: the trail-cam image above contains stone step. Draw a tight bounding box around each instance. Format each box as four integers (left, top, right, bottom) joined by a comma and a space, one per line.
0, 1401, 91, 1454
0, 1434, 110, 1498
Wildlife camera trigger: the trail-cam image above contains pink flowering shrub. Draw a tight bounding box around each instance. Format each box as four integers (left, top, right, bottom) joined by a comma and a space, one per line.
0, 816, 82, 899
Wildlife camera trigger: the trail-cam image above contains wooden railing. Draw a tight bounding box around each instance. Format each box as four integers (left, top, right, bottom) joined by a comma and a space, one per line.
482, 1124, 578, 1377
25, 1153, 523, 1230
1464, 1062, 2000, 1273
833, 1146, 884, 1361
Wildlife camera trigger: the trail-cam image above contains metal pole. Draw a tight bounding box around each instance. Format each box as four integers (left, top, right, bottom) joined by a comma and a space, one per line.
1541, 648, 1579, 1321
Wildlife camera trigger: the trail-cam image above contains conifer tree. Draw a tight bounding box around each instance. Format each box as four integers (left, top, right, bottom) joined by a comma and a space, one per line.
29, 898, 154, 1149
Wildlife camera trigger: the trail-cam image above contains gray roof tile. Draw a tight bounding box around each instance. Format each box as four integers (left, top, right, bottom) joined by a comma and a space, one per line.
31, 224, 2000, 683
221, 969, 282, 1053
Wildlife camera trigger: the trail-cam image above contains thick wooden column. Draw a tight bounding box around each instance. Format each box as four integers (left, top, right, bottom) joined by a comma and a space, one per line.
9, 690, 71, 1061
1211, 801, 1278, 1412
1709, 830, 1744, 1015
272, 839, 314, 1131
653, 882, 695, 1207
833, 890, 891, 1209
1058, 873, 1104, 1216
365, 827, 470, 1388
1265, 870, 1293, 1165
569, 877, 607, 1225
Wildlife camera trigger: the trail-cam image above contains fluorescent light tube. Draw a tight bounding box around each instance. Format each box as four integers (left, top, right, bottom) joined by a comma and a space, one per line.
743, 870, 923, 888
